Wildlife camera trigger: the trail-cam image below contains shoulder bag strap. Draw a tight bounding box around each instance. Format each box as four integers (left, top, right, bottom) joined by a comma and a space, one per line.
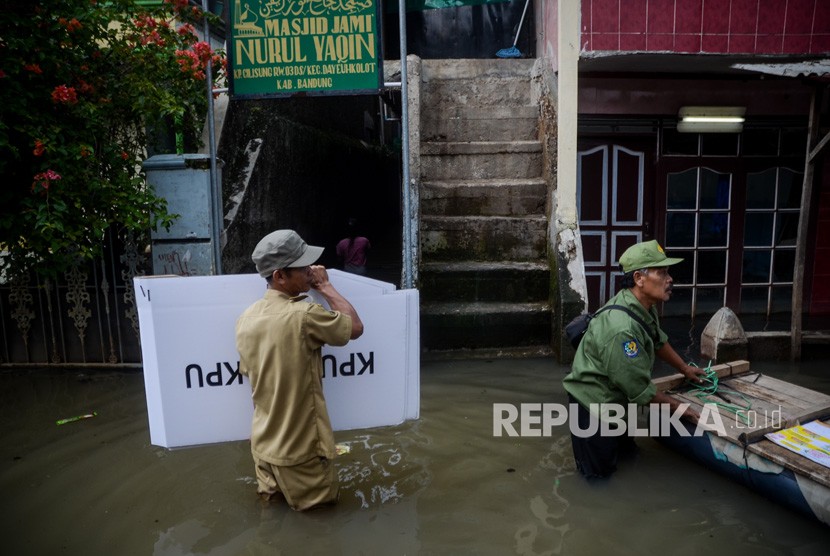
594, 304, 659, 343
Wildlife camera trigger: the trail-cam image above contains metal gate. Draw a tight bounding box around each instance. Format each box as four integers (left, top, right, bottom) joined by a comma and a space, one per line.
0, 228, 149, 368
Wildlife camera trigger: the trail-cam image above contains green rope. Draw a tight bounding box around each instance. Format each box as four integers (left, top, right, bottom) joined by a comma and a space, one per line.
686, 361, 753, 426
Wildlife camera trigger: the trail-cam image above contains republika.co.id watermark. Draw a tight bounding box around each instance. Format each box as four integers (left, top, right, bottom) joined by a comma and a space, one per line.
493, 403, 783, 438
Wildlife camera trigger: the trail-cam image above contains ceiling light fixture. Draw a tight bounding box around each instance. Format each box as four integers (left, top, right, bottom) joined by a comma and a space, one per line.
677, 106, 746, 133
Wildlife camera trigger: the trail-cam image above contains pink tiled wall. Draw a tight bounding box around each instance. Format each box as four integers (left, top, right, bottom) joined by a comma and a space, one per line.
582, 0, 830, 54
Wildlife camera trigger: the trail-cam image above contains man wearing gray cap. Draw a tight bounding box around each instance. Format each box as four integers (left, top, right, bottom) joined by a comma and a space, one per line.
236, 229, 364, 510
563, 240, 704, 479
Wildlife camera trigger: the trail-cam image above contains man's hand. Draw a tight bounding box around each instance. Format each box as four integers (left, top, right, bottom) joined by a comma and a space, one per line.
682, 404, 701, 425
307, 265, 364, 339
680, 363, 706, 385
309, 265, 329, 290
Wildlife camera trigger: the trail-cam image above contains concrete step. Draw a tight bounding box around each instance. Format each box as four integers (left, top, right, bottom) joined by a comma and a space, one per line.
422, 178, 547, 217
421, 215, 547, 261
421, 141, 543, 180
422, 58, 536, 80
420, 261, 550, 303
422, 76, 532, 108
420, 301, 552, 351
421, 59, 535, 108
422, 105, 539, 142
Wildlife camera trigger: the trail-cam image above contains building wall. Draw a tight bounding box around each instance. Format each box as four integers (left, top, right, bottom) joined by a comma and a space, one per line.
581, 0, 830, 54
811, 155, 830, 314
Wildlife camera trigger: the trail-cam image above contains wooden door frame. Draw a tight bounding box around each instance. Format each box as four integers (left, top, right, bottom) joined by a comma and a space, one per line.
577, 135, 658, 309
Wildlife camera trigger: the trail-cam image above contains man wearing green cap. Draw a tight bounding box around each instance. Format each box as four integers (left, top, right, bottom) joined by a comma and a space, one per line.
563, 239, 704, 478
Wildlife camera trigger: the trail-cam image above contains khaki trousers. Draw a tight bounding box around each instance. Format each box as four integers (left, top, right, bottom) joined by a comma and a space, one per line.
254, 455, 339, 511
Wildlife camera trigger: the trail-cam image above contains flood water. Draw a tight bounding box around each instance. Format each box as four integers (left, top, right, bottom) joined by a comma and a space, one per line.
2, 355, 829, 555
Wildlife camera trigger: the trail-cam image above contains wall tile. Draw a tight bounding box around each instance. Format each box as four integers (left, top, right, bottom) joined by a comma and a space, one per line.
729, 0, 759, 34
647, 33, 674, 51
812, 250, 830, 275
702, 33, 729, 53
728, 34, 756, 53
785, 0, 816, 35
811, 34, 830, 54
648, 0, 676, 34
676, 0, 703, 33
620, 0, 647, 33
783, 34, 811, 54
582, 0, 593, 34
674, 33, 702, 52
815, 1, 830, 34
758, 0, 786, 34
702, 0, 730, 33
620, 33, 648, 51
592, 0, 620, 33
592, 33, 620, 51
582, 32, 593, 51
755, 33, 784, 53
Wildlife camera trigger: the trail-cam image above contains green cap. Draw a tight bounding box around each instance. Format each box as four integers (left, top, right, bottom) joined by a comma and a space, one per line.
619, 240, 683, 273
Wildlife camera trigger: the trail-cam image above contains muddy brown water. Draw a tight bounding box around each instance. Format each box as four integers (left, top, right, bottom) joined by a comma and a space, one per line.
2, 356, 829, 555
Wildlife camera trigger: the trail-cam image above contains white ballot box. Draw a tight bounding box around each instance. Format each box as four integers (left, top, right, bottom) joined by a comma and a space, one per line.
134, 271, 420, 448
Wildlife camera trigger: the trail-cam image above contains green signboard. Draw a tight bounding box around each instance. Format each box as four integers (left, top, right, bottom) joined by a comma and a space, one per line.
228, 0, 382, 98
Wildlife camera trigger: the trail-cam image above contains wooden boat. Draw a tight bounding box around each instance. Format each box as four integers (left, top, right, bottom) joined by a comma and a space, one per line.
654, 360, 830, 527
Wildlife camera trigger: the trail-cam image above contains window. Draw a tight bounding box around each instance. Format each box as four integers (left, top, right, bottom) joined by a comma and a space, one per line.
663, 168, 731, 316
740, 168, 802, 315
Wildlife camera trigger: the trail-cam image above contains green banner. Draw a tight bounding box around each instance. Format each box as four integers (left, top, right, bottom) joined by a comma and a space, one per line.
228, 0, 382, 98
387, 0, 511, 12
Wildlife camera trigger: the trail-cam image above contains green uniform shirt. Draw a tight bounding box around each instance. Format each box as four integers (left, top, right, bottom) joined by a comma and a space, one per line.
563, 288, 669, 409
235, 289, 352, 466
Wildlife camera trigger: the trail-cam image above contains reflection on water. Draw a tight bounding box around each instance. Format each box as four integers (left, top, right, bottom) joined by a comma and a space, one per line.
1, 356, 829, 555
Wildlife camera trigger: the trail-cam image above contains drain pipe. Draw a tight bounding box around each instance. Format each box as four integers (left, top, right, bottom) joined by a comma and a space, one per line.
399, 0, 414, 289
202, 0, 222, 275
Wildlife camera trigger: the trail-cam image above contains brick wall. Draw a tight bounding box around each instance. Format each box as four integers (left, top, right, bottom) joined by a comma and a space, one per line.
581, 0, 830, 54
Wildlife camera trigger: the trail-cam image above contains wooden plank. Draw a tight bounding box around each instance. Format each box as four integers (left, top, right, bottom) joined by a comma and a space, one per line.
730, 374, 830, 408
738, 403, 830, 446
666, 392, 748, 443
654, 360, 751, 393
748, 436, 830, 489
791, 85, 822, 360
698, 378, 805, 437
726, 377, 818, 412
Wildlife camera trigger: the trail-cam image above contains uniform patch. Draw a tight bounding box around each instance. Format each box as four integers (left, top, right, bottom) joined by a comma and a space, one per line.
622, 339, 639, 358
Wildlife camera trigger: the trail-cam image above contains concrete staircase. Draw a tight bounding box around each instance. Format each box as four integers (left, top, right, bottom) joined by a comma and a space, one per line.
418, 59, 552, 358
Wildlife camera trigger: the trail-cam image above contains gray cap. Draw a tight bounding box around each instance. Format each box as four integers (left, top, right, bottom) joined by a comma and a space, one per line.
251, 230, 324, 277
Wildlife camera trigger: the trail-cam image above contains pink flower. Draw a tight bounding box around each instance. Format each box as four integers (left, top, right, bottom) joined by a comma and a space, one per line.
24, 64, 43, 74
177, 23, 196, 39
140, 30, 165, 46
58, 17, 82, 32
133, 15, 158, 29
32, 169, 61, 193
192, 41, 213, 63
33, 140, 45, 156
51, 85, 78, 104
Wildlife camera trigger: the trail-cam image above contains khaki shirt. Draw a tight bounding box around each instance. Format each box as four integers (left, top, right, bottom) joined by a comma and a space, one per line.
563, 288, 668, 410
235, 289, 352, 466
